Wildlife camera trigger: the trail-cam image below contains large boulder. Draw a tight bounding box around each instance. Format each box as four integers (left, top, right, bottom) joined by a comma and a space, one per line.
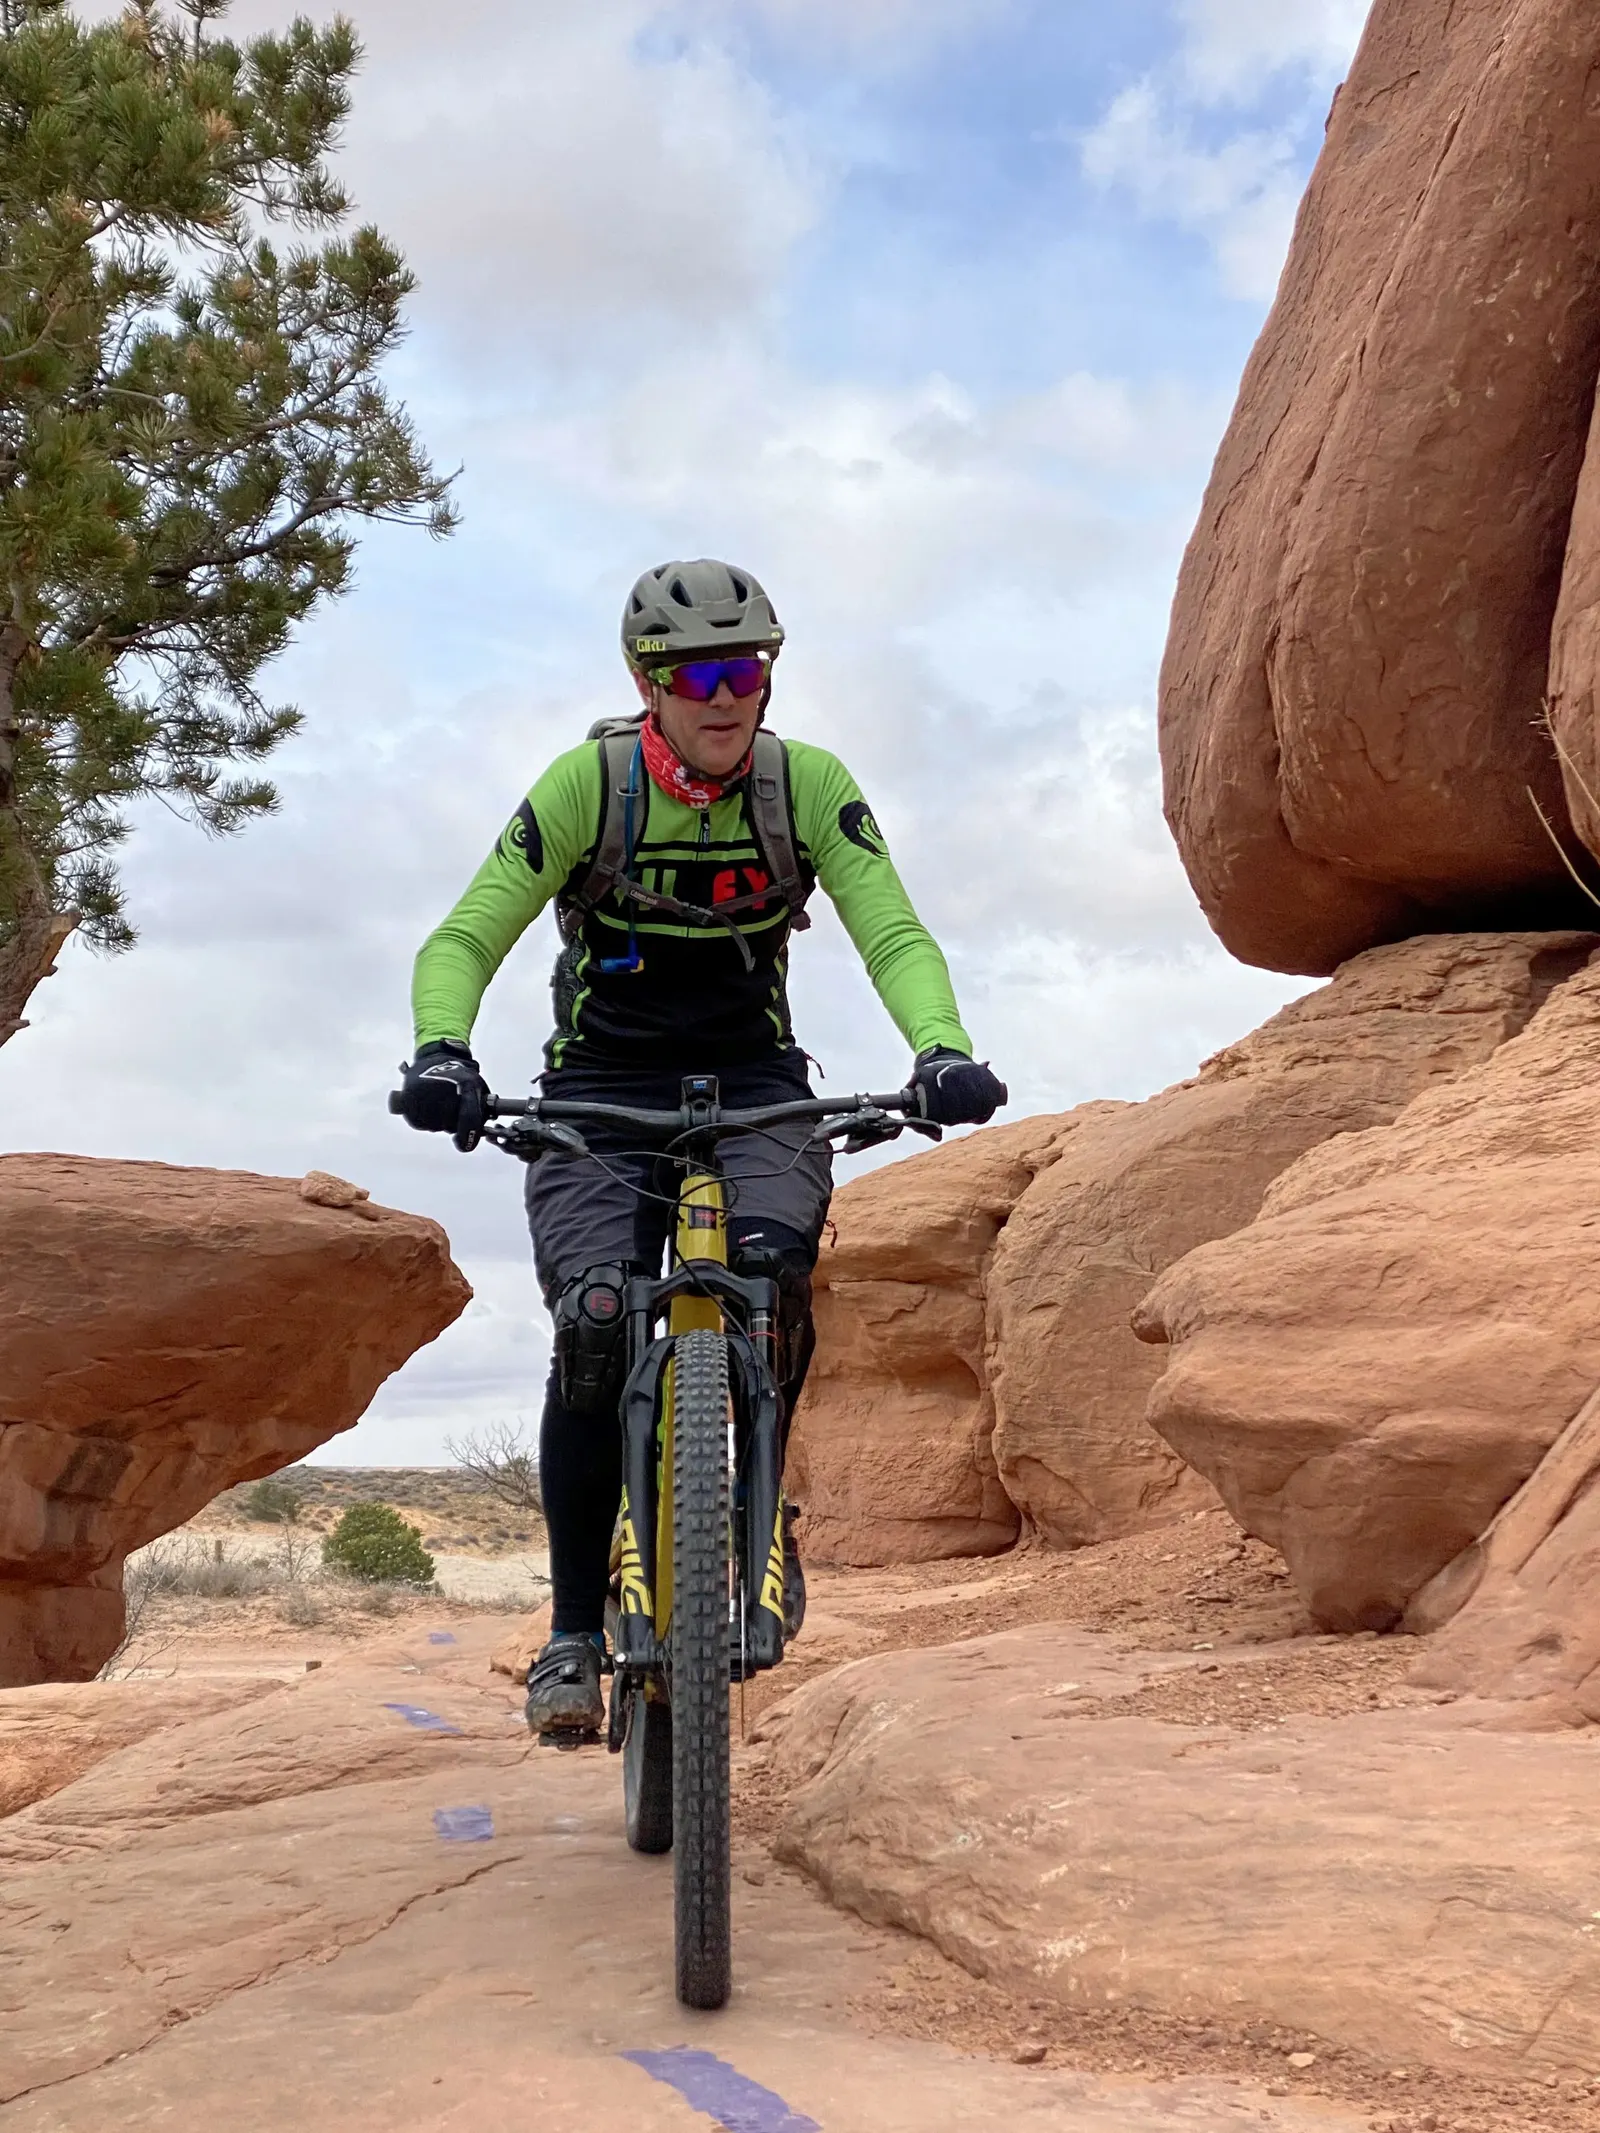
1161, 0, 1600, 976
789, 1114, 1079, 1564
0, 1156, 470, 1686
1136, 950, 1600, 1631
796, 931, 1593, 1562
988, 933, 1593, 1545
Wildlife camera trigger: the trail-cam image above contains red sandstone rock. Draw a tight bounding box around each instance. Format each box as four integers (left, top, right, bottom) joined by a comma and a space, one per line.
797, 933, 1592, 1562
789, 1115, 1077, 1565
770, 1626, 1600, 2080
0, 1156, 470, 1687
989, 933, 1591, 1545
1136, 950, 1600, 1630
1408, 1385, 1600, 1721
1161, 0, 1600, 976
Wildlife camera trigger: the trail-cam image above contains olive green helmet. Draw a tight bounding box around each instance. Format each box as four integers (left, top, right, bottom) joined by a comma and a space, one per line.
621, 558, 784, 669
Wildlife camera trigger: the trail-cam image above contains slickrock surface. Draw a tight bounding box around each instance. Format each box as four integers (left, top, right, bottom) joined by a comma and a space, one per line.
0, 1155, 470, 1687
767, 1624, 1600, 2087
796, 932, 1593, 1562
1161, 0, 1600, 974
0, 1606, 1375, 2133
1137, 954, 1600, 1632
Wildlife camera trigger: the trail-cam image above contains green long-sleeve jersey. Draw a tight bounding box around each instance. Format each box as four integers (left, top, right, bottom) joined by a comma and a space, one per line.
412, 731, 972, 1070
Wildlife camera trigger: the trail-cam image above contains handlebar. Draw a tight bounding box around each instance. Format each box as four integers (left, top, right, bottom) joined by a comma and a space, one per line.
485, 1090, 920, 1131
386, 1079, 939, 1158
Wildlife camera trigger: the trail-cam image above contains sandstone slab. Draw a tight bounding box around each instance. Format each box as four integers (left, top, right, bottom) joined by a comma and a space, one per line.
771, 1626, 1600, 2080
1162, 0, 1600, 975
0, 1617, 1367, 2132
1137, 950, 1600, 1630
0, 1156, 470, 1687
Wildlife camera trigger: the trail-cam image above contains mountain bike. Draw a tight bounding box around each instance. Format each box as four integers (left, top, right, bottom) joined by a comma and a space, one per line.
474, 1076, 936, 2010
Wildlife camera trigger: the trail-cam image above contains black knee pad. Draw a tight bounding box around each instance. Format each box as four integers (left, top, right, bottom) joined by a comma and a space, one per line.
551, 1263, 633, 1418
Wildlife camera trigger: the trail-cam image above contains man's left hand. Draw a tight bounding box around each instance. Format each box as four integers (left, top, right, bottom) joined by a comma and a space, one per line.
911, 1047, 1008, 1127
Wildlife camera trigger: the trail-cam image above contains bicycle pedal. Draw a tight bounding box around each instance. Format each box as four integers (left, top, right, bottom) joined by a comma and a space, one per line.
539, 1726, 602, 1752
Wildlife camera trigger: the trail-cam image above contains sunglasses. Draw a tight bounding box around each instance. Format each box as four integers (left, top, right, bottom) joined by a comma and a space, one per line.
648, 655, 768, 702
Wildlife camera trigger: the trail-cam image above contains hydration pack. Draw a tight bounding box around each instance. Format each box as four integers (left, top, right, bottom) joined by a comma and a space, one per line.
557, 716, 812, 972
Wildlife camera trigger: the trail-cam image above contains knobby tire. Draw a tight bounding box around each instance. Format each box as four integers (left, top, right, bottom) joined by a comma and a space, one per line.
670, 1328, 733, 2009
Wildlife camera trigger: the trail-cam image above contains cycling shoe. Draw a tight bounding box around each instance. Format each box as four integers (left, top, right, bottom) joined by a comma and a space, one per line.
525, 1632, 605, 1743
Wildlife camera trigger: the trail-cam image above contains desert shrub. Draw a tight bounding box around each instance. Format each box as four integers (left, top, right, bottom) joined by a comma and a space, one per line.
126, 1537, 276, 1603
322, 1504, 435, 1586
245, 1477, 305, 1524
278, 1584, 326, 1628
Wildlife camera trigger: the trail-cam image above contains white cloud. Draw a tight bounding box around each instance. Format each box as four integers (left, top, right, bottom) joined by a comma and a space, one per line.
1081, 0, 1369, 302
1174, 0, 1371, 102
1081, 83, 1305, 303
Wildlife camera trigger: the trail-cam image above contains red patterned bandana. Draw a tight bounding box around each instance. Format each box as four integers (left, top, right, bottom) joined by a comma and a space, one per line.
638, 713, 752, 809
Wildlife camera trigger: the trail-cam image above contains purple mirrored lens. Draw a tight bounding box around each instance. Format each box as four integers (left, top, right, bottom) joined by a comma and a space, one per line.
667, 657, 766, 702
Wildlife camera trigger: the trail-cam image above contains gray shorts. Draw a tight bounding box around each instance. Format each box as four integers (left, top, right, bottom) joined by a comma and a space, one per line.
523, 1057, 834, 1301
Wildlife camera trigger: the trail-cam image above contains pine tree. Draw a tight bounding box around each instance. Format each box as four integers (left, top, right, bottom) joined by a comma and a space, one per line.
0, 0, 454, 1044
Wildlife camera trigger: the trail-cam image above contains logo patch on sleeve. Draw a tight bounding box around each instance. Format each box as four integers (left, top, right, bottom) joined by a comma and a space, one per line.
497, 797, 544, 874
838, 800, 887, 857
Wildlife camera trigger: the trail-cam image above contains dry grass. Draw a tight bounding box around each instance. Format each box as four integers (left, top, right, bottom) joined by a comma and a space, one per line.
100, 1531, 526, 1675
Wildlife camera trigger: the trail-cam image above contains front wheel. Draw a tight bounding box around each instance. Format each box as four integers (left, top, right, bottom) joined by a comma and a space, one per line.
670, 1329, 733, 2010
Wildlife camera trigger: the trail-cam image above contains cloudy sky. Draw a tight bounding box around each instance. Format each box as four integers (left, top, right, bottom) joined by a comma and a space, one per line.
2, 0, 1372, 1461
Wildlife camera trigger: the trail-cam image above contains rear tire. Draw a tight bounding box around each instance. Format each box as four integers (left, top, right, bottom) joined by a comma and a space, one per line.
670, 1329, 733, 2010
623, 1686, 674, 1854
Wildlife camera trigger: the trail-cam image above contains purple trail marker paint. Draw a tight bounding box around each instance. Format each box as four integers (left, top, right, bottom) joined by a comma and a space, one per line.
427, 1631, 457, 1645
433, 1805, 494, 1842
622, 2048, 821, 2133
381, 1702, 463, 1735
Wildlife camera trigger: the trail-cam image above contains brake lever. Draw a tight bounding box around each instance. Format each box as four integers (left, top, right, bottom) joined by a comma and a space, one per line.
904, 1118, 943, 1142
478, 1117, 591, 1159
840, 1122, 903, 1156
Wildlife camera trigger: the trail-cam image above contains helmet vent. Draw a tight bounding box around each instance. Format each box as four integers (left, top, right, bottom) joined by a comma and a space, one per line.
670, 577, 692, 607
729, 572, 748, 600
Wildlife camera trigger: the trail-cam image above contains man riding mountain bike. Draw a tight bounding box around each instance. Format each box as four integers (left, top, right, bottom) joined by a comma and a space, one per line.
396, 559, 1006, 1743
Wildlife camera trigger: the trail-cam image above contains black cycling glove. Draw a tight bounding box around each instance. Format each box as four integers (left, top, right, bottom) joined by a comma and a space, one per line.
910, 1047, 1008, 1127
397, 1039, 489, 1138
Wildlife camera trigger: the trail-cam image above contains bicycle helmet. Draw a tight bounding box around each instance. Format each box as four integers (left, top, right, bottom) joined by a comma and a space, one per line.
621, 559, 784, 668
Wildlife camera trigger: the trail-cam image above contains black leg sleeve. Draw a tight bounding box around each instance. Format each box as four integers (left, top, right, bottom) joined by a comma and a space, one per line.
539, 1359, 622, 1636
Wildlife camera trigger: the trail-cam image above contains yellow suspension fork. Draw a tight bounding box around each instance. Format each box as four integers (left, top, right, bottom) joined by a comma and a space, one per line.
655, 1171, 728, 1640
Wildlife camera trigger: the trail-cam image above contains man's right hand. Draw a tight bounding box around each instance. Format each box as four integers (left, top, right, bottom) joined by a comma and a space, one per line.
396, 1039, 489, 1137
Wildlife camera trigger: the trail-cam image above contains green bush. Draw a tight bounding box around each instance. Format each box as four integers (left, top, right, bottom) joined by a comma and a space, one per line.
245, 1477, 304, 1524
321, 1503, 435, 1586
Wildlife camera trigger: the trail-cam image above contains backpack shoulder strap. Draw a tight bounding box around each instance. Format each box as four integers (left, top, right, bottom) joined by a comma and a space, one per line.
560, 724, 645, 934
745, 730, 811, 932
